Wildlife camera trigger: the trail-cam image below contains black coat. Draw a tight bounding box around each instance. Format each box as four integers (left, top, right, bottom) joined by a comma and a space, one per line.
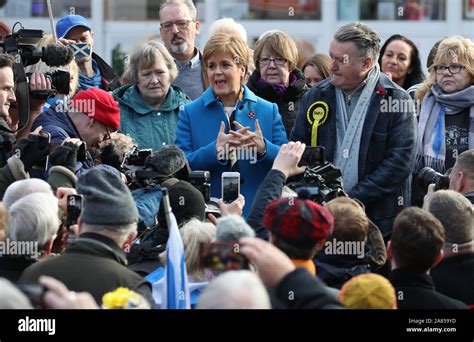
431, 253, 474, 307
247, 69, 308, 138
275, 268, 343, 309
0, 255, 36, 283
389, 268, 468, 309
20, 232, 153, 306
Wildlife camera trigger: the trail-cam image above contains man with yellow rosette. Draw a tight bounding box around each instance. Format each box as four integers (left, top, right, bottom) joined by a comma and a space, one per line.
290, 22, 417, 240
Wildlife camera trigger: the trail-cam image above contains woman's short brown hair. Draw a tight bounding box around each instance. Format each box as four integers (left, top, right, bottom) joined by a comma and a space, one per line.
254, 30, 299, 72
302, 53, 332, 80
203, 33, 250, 79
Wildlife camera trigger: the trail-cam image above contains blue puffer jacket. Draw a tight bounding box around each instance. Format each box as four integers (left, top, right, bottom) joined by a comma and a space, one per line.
114, 84, 189, 151
175, 85, 288, 217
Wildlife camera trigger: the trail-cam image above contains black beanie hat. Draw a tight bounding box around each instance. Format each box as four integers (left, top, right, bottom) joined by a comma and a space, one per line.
77, 167, 138, 226
158, 180, 206, 226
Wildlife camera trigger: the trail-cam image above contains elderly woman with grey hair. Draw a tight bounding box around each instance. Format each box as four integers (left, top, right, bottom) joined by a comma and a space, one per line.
113, 41, 190, 150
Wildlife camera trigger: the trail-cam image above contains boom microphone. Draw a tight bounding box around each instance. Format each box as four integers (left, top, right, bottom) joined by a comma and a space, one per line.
40, 44, 74, 67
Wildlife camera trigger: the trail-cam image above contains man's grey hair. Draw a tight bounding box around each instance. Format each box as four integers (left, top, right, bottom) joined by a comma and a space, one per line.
197, 270, 271, 309
215, 215, 255, 242
3, 179, 53, 211
8, 193, 59, 250
334, 22, 380, 63
159, 0, 197, 21
81, 222, 137, 242
424, 190, 473, 244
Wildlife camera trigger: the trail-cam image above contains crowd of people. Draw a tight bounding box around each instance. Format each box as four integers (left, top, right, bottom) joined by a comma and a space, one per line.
0, 0, 473, 311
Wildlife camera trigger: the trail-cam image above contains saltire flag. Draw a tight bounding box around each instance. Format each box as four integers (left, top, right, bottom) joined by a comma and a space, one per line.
161, 191, 190, 309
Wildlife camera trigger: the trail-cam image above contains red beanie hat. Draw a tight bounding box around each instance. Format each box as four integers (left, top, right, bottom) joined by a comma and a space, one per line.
71, 88, 120, 130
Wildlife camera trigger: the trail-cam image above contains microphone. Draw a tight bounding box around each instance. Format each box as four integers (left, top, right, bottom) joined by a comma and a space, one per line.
41, 44, 74, 67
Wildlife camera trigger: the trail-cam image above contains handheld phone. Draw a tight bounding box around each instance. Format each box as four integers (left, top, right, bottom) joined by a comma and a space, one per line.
222, 172, 240, 204
17, 284, 46, 308
199, 241, 249, 274
77, 141, 87, 162
66, 194, 83, 228
298, 146, 326, 168
70, 42, 92, 58
28, 131, 51, 171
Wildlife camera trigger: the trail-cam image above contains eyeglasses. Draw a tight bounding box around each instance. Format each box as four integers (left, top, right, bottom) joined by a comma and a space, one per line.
433, 64, 465, 74
259, 57, 287, 67
160, 20, 193, 31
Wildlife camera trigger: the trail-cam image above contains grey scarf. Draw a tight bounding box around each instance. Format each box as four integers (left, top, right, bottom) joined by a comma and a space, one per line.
334, 64, 381, 192
415, 84, 474, 173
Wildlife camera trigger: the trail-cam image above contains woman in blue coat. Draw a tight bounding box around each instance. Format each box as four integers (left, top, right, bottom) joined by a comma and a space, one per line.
175, 33, 288, 217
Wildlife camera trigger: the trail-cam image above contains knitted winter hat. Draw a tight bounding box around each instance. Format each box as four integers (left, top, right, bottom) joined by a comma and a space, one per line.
77, 168, 138, 226
339, 273, 397, 309
71, 88, 120, 130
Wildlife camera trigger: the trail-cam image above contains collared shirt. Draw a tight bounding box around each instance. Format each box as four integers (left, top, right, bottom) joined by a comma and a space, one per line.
342, 78, 368, 121
172, 48, 204, 100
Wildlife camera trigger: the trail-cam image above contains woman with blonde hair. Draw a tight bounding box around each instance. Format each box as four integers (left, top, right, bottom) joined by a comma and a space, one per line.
415, 36, 474, 173
413, 36, 474, 204
175, 33, 287, 217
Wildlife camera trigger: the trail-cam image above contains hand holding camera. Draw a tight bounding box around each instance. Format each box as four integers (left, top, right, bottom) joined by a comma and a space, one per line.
13, 128, 50, 171
49, 138, 85, 172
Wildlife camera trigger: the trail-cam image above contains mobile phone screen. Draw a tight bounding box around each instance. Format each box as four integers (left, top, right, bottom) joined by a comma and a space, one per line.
298, 146, 326, 167
222, 175, 239, 203
199, 241, 249, 274
29, 132, 51, 171
66, 194, 83, 228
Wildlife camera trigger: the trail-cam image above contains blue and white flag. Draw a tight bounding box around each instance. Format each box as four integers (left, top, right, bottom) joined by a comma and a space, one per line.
161, 211, 190, 309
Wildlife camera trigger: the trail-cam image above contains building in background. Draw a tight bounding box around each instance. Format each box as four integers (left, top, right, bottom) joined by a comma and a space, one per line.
1, 0, 473, 75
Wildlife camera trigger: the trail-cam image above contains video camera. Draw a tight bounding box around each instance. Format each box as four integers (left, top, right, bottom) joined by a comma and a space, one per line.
0, 23, 74, 132
287, 146, 347, 204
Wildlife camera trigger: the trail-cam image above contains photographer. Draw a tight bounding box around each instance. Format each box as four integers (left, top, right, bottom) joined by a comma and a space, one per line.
448, 149, 474, 204
31, 87, 120, 178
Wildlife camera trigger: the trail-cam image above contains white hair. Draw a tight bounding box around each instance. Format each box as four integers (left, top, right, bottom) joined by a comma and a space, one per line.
8, 193, 59, 250
3, 179, 52, 211
197, 270, 271, 309
208, 18, 247, 43
0, 278, 33, 309
179, 218, 216, 281
215, 215, 255, 242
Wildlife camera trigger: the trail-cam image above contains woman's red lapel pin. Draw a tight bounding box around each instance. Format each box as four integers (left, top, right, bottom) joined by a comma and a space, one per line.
248, 111, 256, 119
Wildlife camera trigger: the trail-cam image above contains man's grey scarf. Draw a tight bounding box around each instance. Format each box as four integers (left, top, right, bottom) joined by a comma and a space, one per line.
334, 64, 381, 192
415, 84, 474, 173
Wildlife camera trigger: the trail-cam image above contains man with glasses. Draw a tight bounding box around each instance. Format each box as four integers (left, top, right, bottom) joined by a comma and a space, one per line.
159, 0, 207, 100
32, 88, 120, 177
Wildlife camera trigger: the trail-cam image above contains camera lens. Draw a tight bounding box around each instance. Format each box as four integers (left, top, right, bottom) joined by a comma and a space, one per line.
417, 167, 450, 191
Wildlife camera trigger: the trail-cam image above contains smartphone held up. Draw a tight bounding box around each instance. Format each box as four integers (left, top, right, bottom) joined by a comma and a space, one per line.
222, 172, 240, 204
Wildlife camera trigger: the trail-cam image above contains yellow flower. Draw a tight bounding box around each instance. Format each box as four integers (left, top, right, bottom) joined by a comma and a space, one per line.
102, 287, 140, 309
